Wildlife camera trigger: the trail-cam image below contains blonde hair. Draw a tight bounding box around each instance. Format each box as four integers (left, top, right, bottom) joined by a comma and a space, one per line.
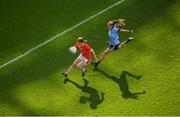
108, 18, 126, 27
77, 37, 87, 43
117, 19, 126, 26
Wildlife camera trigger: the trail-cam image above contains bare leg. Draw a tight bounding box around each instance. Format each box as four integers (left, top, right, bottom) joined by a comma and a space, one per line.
77, 61, 87, 77
77, 61, 87, 72
118, 40, 127, 49
98, 48, 112, 62
94, 48, 112, 68
119, 37, 134, 49
65, 56, 82, 75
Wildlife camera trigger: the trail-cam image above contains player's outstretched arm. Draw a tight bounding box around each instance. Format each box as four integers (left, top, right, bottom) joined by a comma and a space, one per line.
120, 29, 133, 33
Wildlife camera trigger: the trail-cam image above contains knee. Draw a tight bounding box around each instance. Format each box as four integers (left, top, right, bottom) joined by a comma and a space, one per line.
103, 51, 109, 55
118, 45, 122, 48
72, 64, 77, 68
119, 43, 126, 48
76, 62, 83, 68
76, 64, 81, 68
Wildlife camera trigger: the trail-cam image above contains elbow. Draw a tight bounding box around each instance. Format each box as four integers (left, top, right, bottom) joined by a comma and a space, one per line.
90, 49, 94, 53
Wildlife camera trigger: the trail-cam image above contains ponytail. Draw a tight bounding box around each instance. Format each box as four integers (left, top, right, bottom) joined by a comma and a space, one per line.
112, 19, 126, 27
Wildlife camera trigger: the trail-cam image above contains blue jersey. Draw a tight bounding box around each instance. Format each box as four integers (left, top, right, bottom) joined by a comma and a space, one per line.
108, 27, 120, 45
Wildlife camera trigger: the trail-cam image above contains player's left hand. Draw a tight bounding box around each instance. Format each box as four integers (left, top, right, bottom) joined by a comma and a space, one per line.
129, 29, 134, 33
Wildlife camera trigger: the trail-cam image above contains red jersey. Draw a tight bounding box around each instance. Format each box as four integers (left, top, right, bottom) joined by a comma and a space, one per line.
74, 42, 92, 61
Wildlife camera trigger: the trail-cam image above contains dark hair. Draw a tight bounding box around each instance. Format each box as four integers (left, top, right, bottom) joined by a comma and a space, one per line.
77, 37, 87, 43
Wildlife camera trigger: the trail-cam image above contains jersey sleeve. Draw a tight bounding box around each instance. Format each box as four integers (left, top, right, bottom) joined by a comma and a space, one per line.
74, 42, 79, 48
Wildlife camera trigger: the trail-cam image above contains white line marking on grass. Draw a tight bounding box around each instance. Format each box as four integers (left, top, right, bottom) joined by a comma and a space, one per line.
0, 0, 125, 69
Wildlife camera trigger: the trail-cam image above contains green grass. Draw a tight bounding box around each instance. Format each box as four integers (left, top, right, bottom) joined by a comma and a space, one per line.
0, 0, 180, 115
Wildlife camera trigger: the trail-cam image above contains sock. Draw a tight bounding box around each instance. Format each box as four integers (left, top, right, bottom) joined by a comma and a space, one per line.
125, 40, 130, 43
82, 67, 86, 73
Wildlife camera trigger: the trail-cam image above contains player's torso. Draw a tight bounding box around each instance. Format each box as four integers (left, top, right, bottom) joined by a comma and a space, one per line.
79, 43, 91, 59
108, 27, 120, 45
79, 43, 89, 51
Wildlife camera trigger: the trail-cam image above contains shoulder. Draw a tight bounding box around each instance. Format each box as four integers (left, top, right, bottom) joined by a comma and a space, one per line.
112, 27, 120, 32
84, 43, 91, 49
84, 43, 90, 47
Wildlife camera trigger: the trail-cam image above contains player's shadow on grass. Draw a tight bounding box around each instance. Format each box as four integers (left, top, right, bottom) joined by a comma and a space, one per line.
95, 68, 146, 99
64, 78, 104, 109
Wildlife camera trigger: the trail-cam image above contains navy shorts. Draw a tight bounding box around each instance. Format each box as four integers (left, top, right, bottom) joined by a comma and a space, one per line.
109, 43, 120, 51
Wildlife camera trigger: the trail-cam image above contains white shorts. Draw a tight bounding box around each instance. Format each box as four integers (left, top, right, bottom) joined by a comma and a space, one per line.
78, 54, 88, 63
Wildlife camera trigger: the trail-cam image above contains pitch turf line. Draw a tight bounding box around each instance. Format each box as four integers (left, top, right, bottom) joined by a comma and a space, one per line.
0, 0, 125, 69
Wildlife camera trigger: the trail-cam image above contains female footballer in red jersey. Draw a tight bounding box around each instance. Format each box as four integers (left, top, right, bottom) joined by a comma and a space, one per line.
62, 37, 98, 78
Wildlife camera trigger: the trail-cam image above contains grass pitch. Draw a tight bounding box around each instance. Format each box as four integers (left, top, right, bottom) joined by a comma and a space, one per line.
0, 0, 180, 115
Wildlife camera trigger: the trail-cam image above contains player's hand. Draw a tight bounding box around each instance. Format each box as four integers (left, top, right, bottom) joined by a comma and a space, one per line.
129, 29, 134, 33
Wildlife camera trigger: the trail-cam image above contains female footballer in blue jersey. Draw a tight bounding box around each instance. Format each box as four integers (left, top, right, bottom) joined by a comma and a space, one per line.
95, 19, 134, 67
